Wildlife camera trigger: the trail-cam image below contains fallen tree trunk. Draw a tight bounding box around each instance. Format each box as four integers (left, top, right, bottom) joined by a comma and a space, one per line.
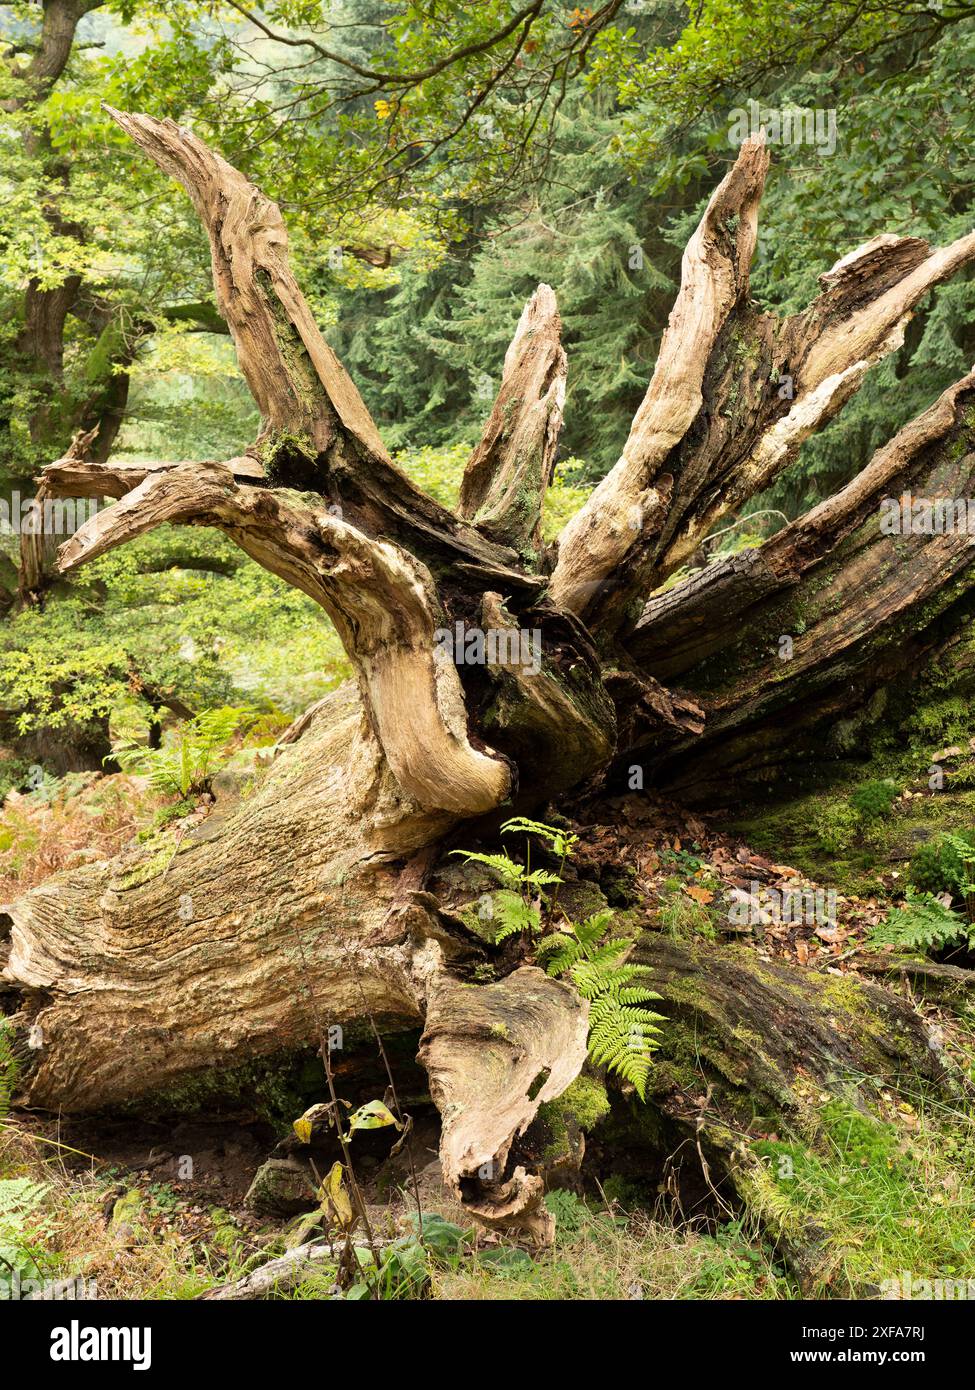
604, 934, 957, 1294
4, 114, 975, 1239
1, 686, 588, 1236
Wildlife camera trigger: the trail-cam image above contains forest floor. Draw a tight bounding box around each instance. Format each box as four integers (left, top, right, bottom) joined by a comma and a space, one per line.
3, 744, 975, 1301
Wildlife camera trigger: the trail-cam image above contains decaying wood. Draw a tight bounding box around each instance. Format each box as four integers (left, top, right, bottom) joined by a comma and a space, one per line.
458, 282, 566, 558
98, 111, 534, 598
419, 965, 589, 1241
550, 139, 975, 637
198, 1229, 410, 1300
476, 590, 615, 797
0, 689, 588, 1238
626, 935, 952, 1293
549, 136, 769, 626
3, 692, 427, 1110
199, 1239, 344, 1301
103, 107, 388, 467
626, 373, 975, 799
55, 460, 511, 816
630, 374, 975, 679
17, 426, 100, 603
5, 110, 975, 1241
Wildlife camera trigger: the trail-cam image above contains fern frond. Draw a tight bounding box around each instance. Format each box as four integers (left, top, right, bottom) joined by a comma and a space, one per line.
500, 817, 579, 859
587, 994, 663, 1100
449, 850, 524, 888
575, 910, 617, 950
868, 890, 974, 954
0, 1178, 49, 1225
108, 704, 256, 800
538, 905, 665, 1101
522, 869, 563, 889
578, 937, 637, 970
489, 890, 540, 942
942, 832, 975, 868
536, 930, 574, 956
537, 931, 582, 976
617, 986, 661, 1005
108, 740, 150, 773
572, 959, 655, 1001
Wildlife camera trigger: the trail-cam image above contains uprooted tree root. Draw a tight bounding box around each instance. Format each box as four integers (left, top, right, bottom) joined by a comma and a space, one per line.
4, 109, 975, 1242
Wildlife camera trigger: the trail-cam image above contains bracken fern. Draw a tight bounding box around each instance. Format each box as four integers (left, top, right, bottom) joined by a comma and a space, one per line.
111, 704, 257, 799
538, 910, 664, 1100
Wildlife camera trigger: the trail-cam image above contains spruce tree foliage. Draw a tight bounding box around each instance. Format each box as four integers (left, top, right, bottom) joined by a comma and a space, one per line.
328, 98, 683, 475
329, 10, 975, 499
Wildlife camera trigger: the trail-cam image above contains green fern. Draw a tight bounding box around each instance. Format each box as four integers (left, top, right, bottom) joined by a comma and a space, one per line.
454, 824, 665, 1094
536, 908, 613, 972
0, 1177, 50, 1298
451, 850, 525, 889
0, 1021, 17, 1122
501, 816, 578, 907
867, 889, 975, 955
538, 911, 663, 1101
450, 841, 558, 944
487, 889, 541, 943
500, 817, 579, 861
452, 850, 560, 893
941, 832, 975, 869
940, 832, 975, 919
111, 704, 257, 799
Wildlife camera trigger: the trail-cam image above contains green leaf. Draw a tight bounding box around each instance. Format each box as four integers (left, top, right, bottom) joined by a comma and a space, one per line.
345, 1100, 402, 1137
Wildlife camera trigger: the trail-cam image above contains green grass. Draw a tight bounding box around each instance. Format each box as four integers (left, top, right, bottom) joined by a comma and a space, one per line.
754, 1093, 975, 1294
655, 875, 719, 941
434, 1191, 794, 1300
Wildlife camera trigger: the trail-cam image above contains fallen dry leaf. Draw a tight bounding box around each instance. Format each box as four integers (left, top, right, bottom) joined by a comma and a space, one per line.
685, 884, 714, 905
815, 926, 845, 944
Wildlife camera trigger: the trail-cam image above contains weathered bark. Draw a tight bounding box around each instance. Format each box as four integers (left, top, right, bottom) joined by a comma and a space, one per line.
458, 282, 566, 560
5, 113, 975, 1240
3, 689, 430, 1109
17, 426, 97, 603
198, 1239, 346, 1301
0, 111, 612, 1236
1, 687, 588, 1232
625, 373, 975, 800
550, 139, 975, 638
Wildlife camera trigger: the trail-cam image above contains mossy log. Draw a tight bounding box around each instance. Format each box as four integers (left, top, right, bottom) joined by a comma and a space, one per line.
596, 935, 954, 1292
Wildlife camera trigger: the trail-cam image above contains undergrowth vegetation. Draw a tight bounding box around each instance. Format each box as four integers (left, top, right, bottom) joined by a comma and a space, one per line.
111, 705, 259, 800
754, 1088, 975, 1296
455, 818, 664, 1098
0, 1110, 794, 1303
0, 771, 153, 898
4, 0, 975, 1315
